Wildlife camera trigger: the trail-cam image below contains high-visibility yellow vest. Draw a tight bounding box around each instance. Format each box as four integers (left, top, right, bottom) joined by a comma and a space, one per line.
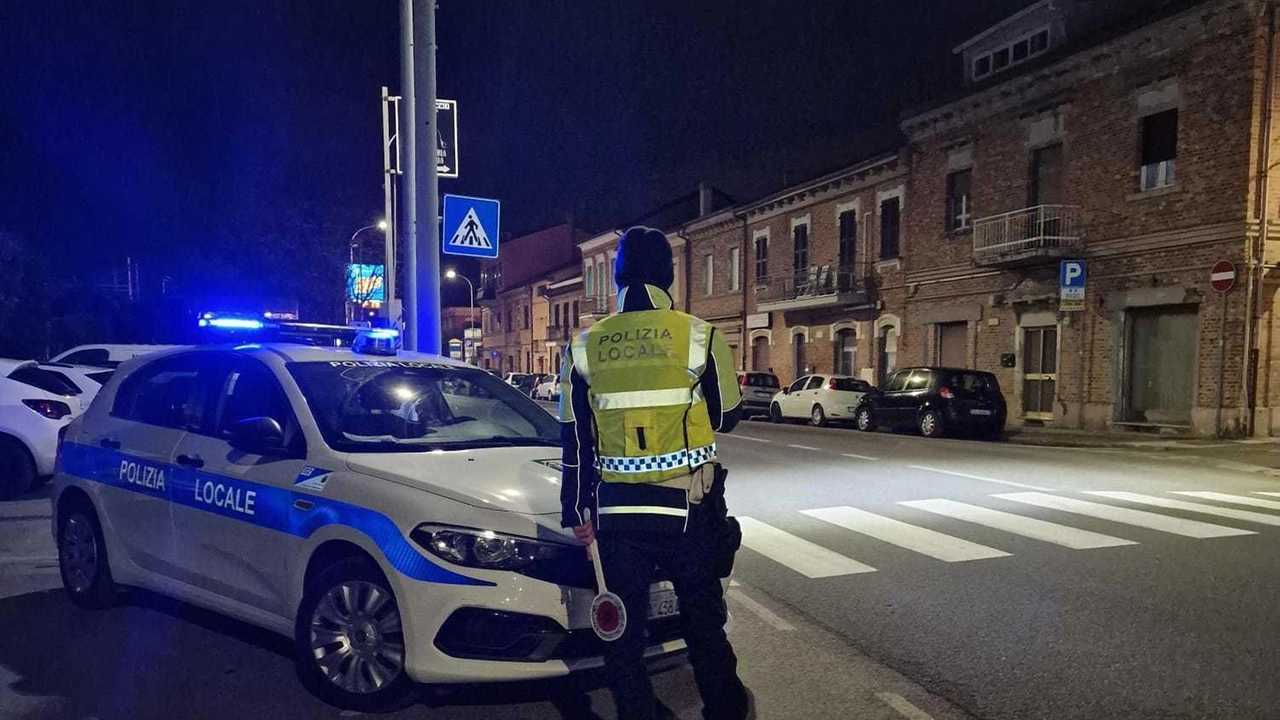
569, 291, 716, 485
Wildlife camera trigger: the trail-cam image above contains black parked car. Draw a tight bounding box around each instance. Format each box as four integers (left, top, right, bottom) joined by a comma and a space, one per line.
853, 367, 1006, 439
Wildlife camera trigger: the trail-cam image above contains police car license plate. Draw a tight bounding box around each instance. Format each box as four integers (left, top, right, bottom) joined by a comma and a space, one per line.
970, 408, 993, 416
648, 589, 679, 620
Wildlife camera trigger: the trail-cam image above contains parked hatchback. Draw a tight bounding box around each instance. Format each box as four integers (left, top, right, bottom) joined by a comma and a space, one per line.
853, 367, 1005, 439
769, 374, 872, 427
736, 371, 781, 419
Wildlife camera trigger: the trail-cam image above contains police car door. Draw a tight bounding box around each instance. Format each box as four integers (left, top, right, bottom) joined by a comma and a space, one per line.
167, 354, 308, 618
82, 353, 211, 580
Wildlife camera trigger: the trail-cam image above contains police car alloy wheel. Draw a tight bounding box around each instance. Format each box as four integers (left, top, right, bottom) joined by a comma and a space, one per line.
58, 504, 118, 609
295, 558, 416, 713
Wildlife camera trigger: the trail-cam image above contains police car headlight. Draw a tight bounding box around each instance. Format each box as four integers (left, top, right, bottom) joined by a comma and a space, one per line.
412, 525, 572, 575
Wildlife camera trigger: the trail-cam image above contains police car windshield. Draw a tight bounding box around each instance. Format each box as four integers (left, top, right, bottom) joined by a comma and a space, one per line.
288, 361, 560, 453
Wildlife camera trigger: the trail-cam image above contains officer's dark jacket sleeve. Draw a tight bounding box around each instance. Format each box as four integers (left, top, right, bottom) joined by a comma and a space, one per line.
700, 326, 743, 434
558, 342, 597, 528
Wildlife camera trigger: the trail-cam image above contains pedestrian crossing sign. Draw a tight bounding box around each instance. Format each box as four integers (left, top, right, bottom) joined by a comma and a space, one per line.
443, 194, 500, 259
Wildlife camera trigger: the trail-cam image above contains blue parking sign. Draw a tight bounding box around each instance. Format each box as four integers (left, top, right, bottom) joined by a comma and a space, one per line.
442, 195, 500, 259
1060, 260, 1086, 288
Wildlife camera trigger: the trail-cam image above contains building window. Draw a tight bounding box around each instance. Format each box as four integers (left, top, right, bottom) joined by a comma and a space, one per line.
1029, 28, 1049, 54
838, 210, 857, 269
751, 336, 770, 372
993, 47, 1010, 71
879, 198, 901, 259
973, 55, 992, 80
793, 223, 809, 275
584, 263, 594, 298
792, 334, 807, 378
572, 300, 580, 327
835, 329, 857, 376
877, 325, 898, 384
970, 27, 1051, 82
703, 253, 714, 296
729, 246, 741, 292
1140, 109, 1178, 191
523, 306, 530, 330
553, 304, 560, 327
755, 235, 769, 282
946, 169, 972, 231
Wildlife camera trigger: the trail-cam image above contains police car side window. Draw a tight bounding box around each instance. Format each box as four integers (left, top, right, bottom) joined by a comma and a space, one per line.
214, 361, 301, 447
111, 356, 207, 430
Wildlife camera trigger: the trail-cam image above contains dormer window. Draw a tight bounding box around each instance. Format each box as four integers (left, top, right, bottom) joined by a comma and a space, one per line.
970, 26, 1052, 82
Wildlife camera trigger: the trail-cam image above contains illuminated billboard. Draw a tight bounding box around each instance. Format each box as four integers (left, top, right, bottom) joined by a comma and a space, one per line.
347, 264, 385, 302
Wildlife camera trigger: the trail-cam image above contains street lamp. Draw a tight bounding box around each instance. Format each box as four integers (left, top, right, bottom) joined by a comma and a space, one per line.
347, 221, 388, 323
445, 269, 476, 362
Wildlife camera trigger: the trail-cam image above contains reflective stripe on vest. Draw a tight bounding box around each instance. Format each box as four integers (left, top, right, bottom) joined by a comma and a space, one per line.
597, 505, 688, 517
591, 386, 702, 411
687, 319, 711, 375
597, 443, 717, 474
570, 331, 591, 381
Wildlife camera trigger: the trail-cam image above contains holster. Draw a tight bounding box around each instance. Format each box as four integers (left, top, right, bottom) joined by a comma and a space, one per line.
706, 464, 741, 579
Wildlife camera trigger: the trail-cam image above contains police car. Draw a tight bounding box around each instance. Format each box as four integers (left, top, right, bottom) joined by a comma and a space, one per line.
51, 332, 686, 711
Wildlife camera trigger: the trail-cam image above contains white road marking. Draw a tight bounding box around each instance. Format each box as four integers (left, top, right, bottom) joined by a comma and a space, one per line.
1257, 492, 1280, 497
736, 517, 877, 577
842, 453, 879, 461
899, 498, 1137, 550
995, 492, 1255, 538
801, 506, 1010, 562
727, 588, 796, 631
907, 465, 1053, 491
726, 434, 771, 443
1085, 491, 1280, 527
877, 692, 936, 720
787, 444, 820, 451
1173, 491, 1280, 511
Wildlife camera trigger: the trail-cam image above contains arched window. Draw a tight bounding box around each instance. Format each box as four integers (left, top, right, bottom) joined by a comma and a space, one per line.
751, 336, 770, 372
836, 329, 857, 376
877, 326, 898, 384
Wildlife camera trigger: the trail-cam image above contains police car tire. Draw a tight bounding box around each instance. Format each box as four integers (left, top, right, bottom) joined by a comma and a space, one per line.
58, 502, 119, 610
0, 436, 36, 501
294, 558, 417, 713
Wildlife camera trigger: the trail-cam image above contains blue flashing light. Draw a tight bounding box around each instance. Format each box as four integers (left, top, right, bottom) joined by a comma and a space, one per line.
208, 317, 265, 330
368, 329, 400, 339
198, 319, 209, 327
202, 312, 214, 319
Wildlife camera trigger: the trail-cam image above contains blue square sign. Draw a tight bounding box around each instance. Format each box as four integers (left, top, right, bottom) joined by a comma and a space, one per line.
443, 194, 500, 259
1059, 260, 1086, 288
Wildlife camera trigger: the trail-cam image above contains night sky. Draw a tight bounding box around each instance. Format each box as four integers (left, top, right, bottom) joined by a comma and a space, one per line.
1, 0, 1028, 311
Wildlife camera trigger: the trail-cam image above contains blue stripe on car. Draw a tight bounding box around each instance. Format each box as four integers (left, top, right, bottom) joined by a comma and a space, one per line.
60, 442, 493, 587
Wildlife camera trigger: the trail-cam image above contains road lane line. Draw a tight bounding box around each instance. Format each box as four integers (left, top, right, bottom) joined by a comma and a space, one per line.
1256, 492, 1280, 497
876, 692, 936, 720
1174, 491, 1280, 511
801, 506, 1010, 562
786, 444, 820, 451
727, 588, 796, 631
725, 434, 771, 443
736, 517, 877, 577
842, 453, 879, 461
899, 498, 1137, 549
995, 492, 1256, 538
907, 465, 1053, 491
1085, 491, 1280, 527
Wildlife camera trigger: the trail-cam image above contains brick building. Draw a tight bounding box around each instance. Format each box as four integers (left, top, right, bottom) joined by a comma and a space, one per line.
898, 0, 1279, 436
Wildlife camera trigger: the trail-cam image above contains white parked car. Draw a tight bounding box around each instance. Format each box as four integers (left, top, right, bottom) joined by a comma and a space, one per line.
502, 372, 541, 396
1, 359, 85, 499
51, 339, 686, 711
40, 363, 114, 407
50, 343, 182, 369
769, 374, 873, 427
532, 375, 561, 401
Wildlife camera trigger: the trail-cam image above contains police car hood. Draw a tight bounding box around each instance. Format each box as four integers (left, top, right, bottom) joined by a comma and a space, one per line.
347, 447, 565, 516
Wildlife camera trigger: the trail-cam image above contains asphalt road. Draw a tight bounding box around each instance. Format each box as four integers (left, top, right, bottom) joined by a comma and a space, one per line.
713, 417, 1280, 719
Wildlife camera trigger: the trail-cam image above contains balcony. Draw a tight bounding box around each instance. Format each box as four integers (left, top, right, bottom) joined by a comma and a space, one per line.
578, 296, 611, 322
972, 205, 1082, 266
545, 324, 574, 344
755, 265, 871, 313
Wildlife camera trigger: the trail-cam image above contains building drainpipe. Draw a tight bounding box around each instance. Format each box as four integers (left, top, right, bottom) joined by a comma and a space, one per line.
741, 214, 750, 371
1246, 3, 1277, 437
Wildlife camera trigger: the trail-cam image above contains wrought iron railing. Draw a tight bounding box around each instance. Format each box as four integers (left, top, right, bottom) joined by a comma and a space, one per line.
755, 265, 864, 305
972, 204, 1081, 260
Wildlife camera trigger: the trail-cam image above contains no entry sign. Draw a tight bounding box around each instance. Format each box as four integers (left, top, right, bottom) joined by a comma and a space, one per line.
1211, 261, 1236, 293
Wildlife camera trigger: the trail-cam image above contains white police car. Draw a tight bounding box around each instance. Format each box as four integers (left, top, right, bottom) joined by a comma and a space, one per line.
51, 334, 685, 711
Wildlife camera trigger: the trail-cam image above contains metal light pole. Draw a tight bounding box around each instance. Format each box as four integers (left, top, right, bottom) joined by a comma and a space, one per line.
445, 269, 475, 362
400, 0, 440, 353
346, 222, 386, 324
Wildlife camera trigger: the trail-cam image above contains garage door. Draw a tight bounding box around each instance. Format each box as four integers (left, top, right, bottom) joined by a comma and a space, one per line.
937, 322, 967, 368
1124, 305, 1197, 425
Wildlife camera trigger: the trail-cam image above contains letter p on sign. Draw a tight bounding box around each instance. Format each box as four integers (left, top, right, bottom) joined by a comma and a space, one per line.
1060, 260, 1086, 289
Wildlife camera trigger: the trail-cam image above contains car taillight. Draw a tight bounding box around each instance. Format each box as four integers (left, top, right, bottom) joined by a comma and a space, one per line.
23, 399, 72, 420
828, 378, 838, 390
939, 387, 955, 399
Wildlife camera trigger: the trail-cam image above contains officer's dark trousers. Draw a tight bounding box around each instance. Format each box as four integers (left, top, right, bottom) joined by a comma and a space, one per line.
596, 524, 749, 720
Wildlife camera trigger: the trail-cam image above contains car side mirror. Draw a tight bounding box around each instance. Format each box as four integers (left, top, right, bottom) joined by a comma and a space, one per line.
226, 416, 289, 456
782, 387, 791, 395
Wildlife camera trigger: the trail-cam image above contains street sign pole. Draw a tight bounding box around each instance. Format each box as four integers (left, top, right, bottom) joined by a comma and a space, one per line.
1211, 260, 1237, 437
398, 0, 417, 350
400, 0, 442, 353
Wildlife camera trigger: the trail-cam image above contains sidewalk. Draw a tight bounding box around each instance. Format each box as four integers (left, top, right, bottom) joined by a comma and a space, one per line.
1003, 425, 1280, 450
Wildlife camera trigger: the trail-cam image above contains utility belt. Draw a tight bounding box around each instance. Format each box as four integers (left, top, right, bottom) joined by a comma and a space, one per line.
653, 462, 741, 579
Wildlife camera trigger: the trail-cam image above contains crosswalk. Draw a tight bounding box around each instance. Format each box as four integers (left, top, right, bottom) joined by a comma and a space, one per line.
736, 490, 1280, 580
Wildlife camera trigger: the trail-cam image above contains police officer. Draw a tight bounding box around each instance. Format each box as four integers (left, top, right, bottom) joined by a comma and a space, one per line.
559, 226, 751, 720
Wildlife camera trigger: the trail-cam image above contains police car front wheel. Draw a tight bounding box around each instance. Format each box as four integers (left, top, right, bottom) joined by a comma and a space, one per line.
58, 504, 118, 609
295, 557, 416, 712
